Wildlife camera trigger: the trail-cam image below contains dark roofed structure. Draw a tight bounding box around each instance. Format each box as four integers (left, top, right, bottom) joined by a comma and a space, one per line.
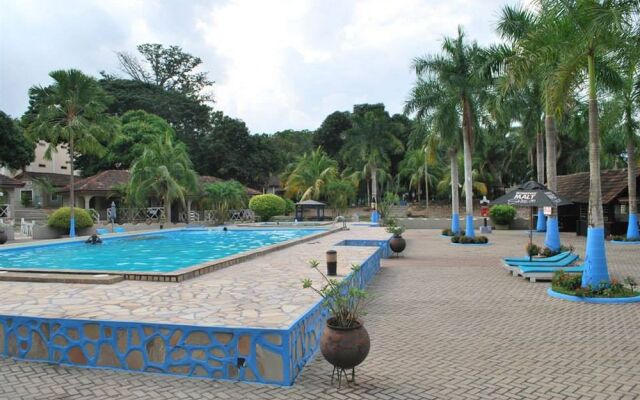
15, 171, 70, 187
59, 170, 130, 193
0, 174, 25, 187
556, 169, 639, 236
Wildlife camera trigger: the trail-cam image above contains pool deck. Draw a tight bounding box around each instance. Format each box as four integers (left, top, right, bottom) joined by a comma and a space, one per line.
0, 225, 389, 329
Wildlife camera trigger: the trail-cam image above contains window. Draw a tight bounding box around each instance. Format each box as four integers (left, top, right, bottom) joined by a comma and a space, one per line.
60, 166, 68, 170
38, 164, 46, 168
51, 193, 59, 202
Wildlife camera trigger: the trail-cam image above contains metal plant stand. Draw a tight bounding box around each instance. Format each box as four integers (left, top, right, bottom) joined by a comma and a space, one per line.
331, 366, 356, 388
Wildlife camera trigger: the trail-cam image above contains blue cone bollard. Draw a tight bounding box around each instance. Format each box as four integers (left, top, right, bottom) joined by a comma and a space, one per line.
536, 209, 547, 232
582, 226, 610, 287
465, 214, 475, 238
627, 213, 639, 240
544, 216, 560, 252
69, 215, 76, 238
451, 212, 460, 235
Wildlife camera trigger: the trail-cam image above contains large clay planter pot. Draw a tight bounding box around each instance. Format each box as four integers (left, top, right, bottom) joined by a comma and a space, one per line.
389, 235, 406, 253
320, 318, 370, 370
0, 230, 6, 245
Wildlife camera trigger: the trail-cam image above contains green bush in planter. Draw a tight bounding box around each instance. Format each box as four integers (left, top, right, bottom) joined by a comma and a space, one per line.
489, 205, 517, 226
283, 198, 295, 216
249, 194, 287, 221
48, 207, 94, 230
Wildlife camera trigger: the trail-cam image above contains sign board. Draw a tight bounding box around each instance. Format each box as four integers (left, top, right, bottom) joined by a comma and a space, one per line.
621, 204, 627, 215
480, 206, 489, 217
543, 206, 552, 216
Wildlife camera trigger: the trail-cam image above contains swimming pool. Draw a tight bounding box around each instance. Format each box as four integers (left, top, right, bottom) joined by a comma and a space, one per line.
0, 229, 324, 273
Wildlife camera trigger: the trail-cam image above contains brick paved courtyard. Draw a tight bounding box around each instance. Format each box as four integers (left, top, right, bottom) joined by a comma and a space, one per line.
1, 229, 639, 399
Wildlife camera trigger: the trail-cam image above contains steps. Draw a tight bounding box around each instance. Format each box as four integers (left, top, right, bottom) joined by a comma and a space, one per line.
13, 208, 50, 222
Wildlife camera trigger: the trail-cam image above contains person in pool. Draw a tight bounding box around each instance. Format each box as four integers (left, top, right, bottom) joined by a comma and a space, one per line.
85, 234, 102, 245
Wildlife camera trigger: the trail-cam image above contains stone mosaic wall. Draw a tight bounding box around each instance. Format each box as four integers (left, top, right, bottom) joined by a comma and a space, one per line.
0, 237, 389, 386
0, 317, 288, 385
288, 239, 388, 382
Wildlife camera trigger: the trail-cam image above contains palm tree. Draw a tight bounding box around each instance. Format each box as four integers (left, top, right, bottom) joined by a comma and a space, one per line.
341, 108, 404, 205
129, 131, 198, 223
285, 148, 338, 201
204, 180, 248, 223
405, 78, 462, 233
27, 69, 118, 236
538, 0, 637, 286
412, 27, 487, 237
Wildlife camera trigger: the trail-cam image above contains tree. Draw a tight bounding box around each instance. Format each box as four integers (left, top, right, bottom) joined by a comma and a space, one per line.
406, 77, 462, 233
313, 111, 352, 159
341, 106, 404, 204
413, 27, 487, 237
129, 131, 198, 223
539, 0, 637, 286
204, 180, 248, 223
25, 69, 118, 236
325, 179, 357, 216
115, 43, 213, 100
285, 148, 338, 201
99, 78, 213, 170
76, 110, 176, 175
0, 111, 34, 170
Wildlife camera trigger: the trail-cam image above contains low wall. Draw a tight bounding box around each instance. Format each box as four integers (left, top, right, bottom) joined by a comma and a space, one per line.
0, 237, 390, 386
397, 217, 531, 231
0, 225, 14, 242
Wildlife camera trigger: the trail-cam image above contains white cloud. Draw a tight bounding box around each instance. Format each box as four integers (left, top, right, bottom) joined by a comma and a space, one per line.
0, 0, 516, 132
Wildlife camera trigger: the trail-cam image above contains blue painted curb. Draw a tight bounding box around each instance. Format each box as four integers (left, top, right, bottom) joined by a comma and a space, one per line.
522, 230, 546, 235
439, 235, 456, 238
547, 288, 640, 304
610, 240, 640, 245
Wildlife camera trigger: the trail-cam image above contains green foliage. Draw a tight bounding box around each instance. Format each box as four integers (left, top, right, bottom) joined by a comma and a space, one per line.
283, 198, 295, 216
441, 228, 456, 236
313, 111, 351, 159
552, 271, 639, 298
129, 131, 198, 222
285, 148, 338, 201
540, 244, 573, 257
386, 225, 405, 237
611, 235, 640, 242
325, 179, 356, 216
303, 260, 368, 329
204, 180, 248, 224
0, 111, 34, 170
489, 205, 517, 225
48, 207, 93, 230
248, 194, 286, 222
451, 235, 489, 244
526, 243, 541, 257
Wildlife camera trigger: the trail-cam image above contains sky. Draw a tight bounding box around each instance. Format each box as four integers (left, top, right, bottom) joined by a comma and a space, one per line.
0, 0, 520, 134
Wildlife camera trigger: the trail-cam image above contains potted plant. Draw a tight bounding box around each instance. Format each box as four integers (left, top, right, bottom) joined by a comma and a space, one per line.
387, 225, 406, 254
489, 205, 517, 230
303, 260, 370, 377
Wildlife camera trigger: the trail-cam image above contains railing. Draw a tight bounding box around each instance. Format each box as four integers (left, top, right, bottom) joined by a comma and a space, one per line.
179, 211, 200, 223
117, 207, 166, 223
88, 208, 100, 224
20, 218, 35, 237
0, 204, 9, 218
202, 209, 255, 224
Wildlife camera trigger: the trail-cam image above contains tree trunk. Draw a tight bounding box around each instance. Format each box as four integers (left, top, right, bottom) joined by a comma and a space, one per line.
164, 196, 172, 224
536, 131, 545, 184
450, 148, 460, 233
366, 178, 370, 208
627, 135, 638, 219
424, 147, 430, 212
69, 134, 76, 237
371, 165, 377, 205
543, 112, 561, 250
462, 98, 475, 237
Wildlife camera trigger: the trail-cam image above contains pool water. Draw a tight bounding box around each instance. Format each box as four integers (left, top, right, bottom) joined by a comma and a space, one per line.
0, 229, 323, 273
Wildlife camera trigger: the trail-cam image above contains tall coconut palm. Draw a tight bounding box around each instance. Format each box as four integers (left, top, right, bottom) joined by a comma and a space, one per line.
27, 69, 118, 236
405, 78, 463, 233
129, 131, 198, 223
539, 0, 637, 286
413, 27, 487, 237
341, 109, 403, 205
285, 147, 338, 201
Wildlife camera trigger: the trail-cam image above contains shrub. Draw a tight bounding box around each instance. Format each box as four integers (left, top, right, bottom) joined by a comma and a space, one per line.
552, 271, 639, 298
540, 244, 574, 257
386, 225, 405, 237
451, 235, 489, 244
48, 207, 94, 230
611, 235, 640, 242
248, 194, 286, 221
441, 228, 455, 236
283, 198, 295, 216
526, 243, 541, 257
489, 205, 517, 226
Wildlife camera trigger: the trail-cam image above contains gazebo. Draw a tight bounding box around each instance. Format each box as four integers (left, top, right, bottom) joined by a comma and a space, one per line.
295, 200, 326, 221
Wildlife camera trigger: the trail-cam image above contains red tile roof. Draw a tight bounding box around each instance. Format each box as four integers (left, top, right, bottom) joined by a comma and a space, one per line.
556, 169, 640, 204
59, 170, 130, 192
0, 174, 24, 187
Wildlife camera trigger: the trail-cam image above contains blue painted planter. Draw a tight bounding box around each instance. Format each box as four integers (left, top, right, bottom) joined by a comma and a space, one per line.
547, 288, 640, 304
449, 242, 491, 247
610, 240, 640, 245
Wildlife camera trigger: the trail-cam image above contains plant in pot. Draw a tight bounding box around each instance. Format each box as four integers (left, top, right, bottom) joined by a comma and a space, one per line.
303, 260, 370, 385
489, 205, 516, 230
386, 225, 406, 254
